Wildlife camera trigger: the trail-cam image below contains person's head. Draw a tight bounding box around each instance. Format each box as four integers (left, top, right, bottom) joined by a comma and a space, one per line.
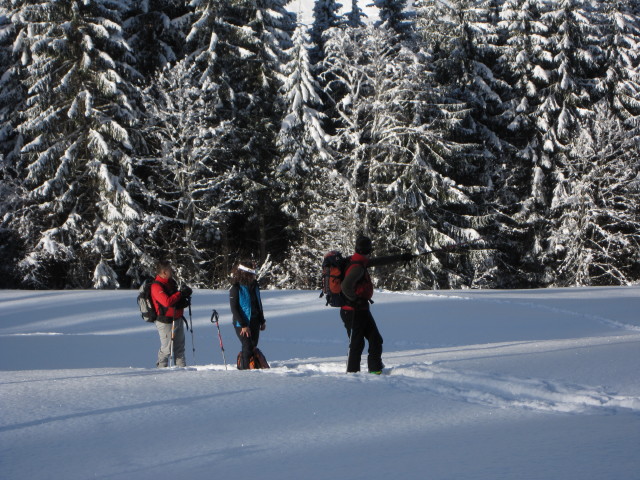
156, 260, 173, 280
355, 235, 373, 256
232, 259, 257, 285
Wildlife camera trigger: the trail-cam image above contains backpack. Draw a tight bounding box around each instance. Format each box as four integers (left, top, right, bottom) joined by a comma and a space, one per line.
320, 251, 350, 307
236, 348, 270, 370
137, 279, 162, 322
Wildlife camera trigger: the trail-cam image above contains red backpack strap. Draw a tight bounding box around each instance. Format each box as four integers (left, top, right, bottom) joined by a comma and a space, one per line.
344, 258, 365, 277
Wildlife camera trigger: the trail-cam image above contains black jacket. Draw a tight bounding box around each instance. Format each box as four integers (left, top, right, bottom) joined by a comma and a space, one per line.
229, 281, 265, 328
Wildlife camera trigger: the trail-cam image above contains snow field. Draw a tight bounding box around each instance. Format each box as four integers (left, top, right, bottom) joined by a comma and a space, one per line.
1, 287, 640, 479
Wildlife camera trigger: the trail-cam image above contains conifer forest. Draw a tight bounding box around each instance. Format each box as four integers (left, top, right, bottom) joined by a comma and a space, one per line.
0, 0, 639, 290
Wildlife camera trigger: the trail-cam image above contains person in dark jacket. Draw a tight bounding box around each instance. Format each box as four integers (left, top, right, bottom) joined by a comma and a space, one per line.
151, 260, 192, 368
341, 235, 412, 374
229, 260, 266, 370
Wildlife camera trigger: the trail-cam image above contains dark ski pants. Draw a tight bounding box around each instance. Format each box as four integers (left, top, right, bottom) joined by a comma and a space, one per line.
340, 309, 383, 373
234, 323, 261, 370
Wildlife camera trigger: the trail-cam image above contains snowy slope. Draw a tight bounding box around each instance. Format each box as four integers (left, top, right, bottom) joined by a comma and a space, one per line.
1, 287, 640, 480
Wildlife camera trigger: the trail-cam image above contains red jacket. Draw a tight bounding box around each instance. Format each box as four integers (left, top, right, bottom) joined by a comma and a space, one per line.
151, 276, 184, 321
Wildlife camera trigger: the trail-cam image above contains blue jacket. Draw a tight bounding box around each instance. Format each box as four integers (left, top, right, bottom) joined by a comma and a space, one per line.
229, 282, 265, 328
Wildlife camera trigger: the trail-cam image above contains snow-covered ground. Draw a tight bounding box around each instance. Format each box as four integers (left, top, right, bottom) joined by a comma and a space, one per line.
1, 286, 639, 480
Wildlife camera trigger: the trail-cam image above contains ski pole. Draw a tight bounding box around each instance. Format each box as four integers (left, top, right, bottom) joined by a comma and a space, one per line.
346, 325, 353, 374
414, 238, 487, 257
370, 239, 488, 266
188, 299, 196, 365
169, 305, 179, 367
169, 318, 175, 368
210, 309, 227, 370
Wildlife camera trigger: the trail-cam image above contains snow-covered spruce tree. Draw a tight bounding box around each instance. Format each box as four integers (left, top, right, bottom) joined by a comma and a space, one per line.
529, 0, 603, 151
183, 0, 295, 284
227, 0, 295, 276
493, 0, 607, 286
273, 21, 338, 288
345, 0, 366, 28
122, 0, 190, 77
0, 164, 23, 288
324, 25, 491, 289
599, 0, 640, 130
413, 0, 506, 287
322, 26, 380, 247
549, 103, 640, 286
521, 0, 607, 285
9, 0, 146, 288
184, 0, 234, 91
142, 0, 249, 285
0, 5, 24, 163
372, 0, 412, 37
497, 0, 548, 189
238, 0, 296, 282
0, 2, 36, 287
310, 0, 343, 62
140, 60, 247, 286
247, 0, 295, 92
492, 0, 555, 285
414, 0, 512, 182
278, 22, 331, 175
0, 6, 26, 287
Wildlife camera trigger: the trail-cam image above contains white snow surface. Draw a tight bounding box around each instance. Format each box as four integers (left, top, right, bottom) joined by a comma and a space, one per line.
1, 286, 640, 480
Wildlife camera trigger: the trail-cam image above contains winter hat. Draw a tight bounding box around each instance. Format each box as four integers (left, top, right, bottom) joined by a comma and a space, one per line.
355, 235, 373, 255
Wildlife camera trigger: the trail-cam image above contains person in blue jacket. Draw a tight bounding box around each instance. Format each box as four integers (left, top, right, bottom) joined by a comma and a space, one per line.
229, 260, 266, 369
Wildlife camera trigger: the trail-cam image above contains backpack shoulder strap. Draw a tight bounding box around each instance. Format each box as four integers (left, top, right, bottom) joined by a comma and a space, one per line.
345, 258, 366, 275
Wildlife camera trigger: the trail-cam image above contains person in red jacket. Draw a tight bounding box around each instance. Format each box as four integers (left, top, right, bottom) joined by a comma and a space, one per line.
151, 260, 192, 368
341, 235, 412, 374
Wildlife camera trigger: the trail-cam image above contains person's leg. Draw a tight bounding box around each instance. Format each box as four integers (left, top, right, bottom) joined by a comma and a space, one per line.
234, 326, 253, 369
341, 309, 365, 373
155, 321, 172, 367
363, 311, 384, 372
173, 319, 186, 367
250, 322, 261, 347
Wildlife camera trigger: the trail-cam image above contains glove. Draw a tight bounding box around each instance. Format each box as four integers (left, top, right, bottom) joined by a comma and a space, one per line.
180, 286, 193, 297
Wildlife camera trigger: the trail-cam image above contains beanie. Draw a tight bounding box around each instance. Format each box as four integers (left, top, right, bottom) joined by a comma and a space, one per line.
355, 236, 373, 255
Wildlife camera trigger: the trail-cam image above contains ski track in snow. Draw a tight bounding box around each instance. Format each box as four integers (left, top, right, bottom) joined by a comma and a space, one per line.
383, 363, 640, 414
379, 288, 640, 332
3, 288, 638, 419
273, 362, 640, 415
191, 336, 640, 417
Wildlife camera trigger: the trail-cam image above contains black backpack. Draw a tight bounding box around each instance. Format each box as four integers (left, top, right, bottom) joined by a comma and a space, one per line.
137, 279, 163, 322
